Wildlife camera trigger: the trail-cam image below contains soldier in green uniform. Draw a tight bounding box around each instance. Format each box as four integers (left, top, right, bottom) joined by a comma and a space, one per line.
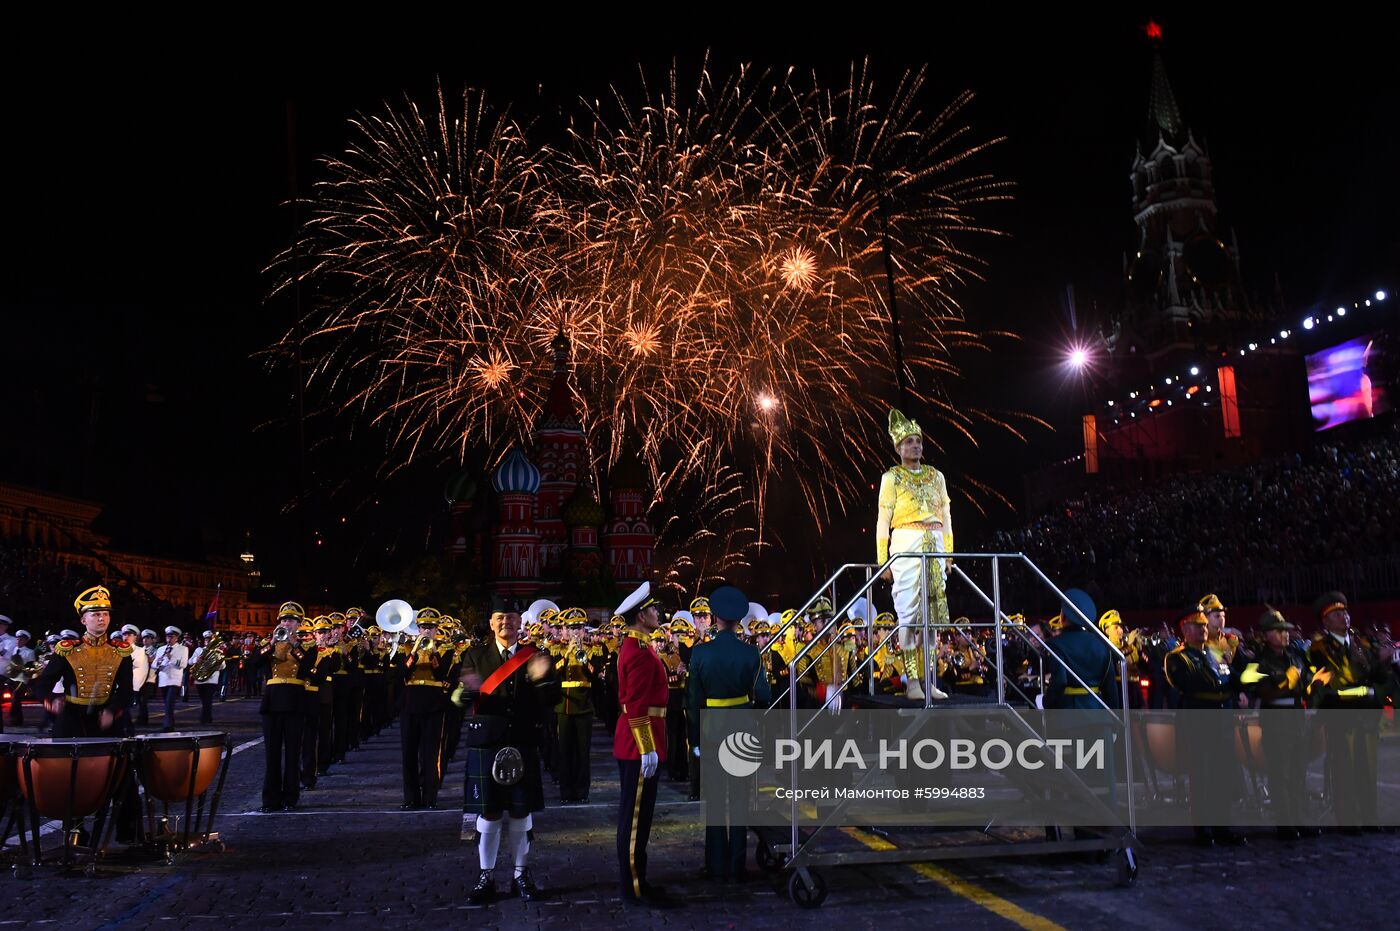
687, 585, 771, 883
1164, 607, 1242, 846
327, 612, 355, 763
1044, 589, 1120, 711
1042, 589, 1120, 837
399, 609, 448, 810
1242, 607, 1310, 837
303, 618, 340, 786
554, 608, 598, 803
257, 602, 316, 812
658, 624, 691, 781
1307, 591, 1395, 831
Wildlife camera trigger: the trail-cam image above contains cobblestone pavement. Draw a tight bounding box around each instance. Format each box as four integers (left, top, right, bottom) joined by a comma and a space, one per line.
3, 699, 1396, 930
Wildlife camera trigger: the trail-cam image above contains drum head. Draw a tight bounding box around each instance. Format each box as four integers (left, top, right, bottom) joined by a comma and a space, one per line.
23, 737, 128, 757
136, 731, 227, 749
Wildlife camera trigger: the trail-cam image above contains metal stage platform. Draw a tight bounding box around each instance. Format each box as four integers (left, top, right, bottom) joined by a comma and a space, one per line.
755, 552, 1138, 908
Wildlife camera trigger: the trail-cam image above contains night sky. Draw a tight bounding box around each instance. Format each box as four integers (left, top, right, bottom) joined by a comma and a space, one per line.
3, 12, 1395, 603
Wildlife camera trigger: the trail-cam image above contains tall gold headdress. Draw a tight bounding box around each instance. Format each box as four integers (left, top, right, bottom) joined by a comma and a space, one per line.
888, 409, 922, 449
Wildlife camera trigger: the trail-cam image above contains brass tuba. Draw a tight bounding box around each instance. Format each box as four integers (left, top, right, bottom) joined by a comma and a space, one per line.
191, 633, 227, 681
376, 600, 415, 658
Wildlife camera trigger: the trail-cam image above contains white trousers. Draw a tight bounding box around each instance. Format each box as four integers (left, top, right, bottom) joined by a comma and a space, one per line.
890, 528, 950, 668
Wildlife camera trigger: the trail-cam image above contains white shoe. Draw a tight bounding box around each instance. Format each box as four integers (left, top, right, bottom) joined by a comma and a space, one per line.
930, 686, 949, 701
905, 679, 924, 701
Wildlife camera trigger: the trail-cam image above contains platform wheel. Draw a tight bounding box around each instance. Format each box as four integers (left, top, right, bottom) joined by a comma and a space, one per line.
788, 868, 828, 908
1115, 847, 1138, 887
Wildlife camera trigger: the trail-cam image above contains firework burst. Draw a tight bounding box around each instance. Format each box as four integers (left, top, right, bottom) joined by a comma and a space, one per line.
271, 61, 1029, 572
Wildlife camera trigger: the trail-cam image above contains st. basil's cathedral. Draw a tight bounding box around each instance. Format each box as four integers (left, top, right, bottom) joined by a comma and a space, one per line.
445, 334, 654, 607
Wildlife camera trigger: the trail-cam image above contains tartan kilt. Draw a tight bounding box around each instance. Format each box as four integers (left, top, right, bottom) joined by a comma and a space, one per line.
463, 744, 545, 816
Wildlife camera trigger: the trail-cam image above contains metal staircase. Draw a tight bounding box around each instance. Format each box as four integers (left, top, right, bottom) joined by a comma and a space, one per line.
755, 551, 1139, 906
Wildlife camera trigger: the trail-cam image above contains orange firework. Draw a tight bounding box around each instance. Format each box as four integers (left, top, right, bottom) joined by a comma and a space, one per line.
270, 62, 1029, 566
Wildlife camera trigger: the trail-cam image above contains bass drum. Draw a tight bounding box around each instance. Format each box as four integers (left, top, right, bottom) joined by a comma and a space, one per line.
16, 738, 126, 819
133, 731, 227, 802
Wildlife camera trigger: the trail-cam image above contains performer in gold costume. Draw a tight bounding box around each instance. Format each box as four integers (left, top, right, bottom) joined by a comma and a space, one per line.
875, 408, 951, 701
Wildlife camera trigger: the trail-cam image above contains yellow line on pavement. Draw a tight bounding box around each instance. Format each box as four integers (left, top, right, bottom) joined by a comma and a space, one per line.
843, 828, 1067, 931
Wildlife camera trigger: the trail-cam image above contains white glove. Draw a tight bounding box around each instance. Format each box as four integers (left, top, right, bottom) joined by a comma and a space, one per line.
640, 751, 659, 779
693, 745, 701, 758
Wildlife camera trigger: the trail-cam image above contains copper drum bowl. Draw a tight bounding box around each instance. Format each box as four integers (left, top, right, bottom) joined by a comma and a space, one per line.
16, 738, 126, 819
1232, 716, 1266, 772
134, 732, 226, 802
1139, 711, 1185, 775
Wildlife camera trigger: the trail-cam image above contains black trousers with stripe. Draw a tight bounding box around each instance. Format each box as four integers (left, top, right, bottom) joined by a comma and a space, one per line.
616, 758, 659, 899
401, 708, 445, 806
557, 712, 593, 800
261, 711, 303, 809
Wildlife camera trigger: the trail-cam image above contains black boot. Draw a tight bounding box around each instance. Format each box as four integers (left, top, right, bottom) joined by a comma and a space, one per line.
468, 869, 496, 905
512, 867, 542, 901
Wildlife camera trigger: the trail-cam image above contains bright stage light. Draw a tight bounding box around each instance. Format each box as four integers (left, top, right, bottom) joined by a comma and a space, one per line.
1248, 343, 1257, 351
1189, 366, 1199, 376
1338, 308, 1347, 316
1164, 377, 1172, 385
1303, 317, 1314, 330
1279, 330, 1289, 339
1378, 291, 1388, 302
1068, 347, 1089, 369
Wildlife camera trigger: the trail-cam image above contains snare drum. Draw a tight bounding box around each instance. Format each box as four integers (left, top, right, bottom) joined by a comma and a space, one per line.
132, 731, 227, 802
15, 737, 126, 819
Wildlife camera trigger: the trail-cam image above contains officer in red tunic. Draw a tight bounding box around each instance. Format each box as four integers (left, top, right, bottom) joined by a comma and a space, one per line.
613, 582, 679, 909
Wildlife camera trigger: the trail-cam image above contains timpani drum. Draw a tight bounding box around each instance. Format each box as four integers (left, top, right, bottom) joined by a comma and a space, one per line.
1139, 712, 1184, 775
1233, 715, 1266, 773
15, 737, 126, 819
132, 731, 227, 802
130, 730, 231, 852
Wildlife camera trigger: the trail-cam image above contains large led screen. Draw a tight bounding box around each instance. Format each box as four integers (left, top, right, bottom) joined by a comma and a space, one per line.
1307, 332, 1394, 430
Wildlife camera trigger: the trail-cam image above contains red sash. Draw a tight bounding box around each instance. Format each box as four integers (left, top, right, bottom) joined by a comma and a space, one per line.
479, 644, 537, 696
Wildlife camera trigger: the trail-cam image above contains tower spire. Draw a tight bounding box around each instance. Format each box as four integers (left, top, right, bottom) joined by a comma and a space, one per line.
1144, 22, 1184, 144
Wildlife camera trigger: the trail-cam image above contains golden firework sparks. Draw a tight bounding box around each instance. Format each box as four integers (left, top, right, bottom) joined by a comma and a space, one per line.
621, 323, 662, 357
270, 61, 1030, 560
776, 246, 819, 291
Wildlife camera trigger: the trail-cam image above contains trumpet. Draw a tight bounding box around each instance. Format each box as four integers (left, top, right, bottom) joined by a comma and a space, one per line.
273, 626, 291, 643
